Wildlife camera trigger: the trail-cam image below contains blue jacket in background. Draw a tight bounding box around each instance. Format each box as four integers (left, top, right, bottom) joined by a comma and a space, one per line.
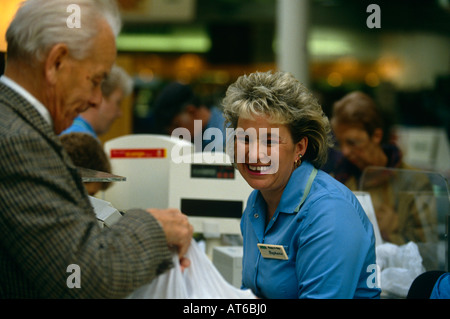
60, 115, 97, 138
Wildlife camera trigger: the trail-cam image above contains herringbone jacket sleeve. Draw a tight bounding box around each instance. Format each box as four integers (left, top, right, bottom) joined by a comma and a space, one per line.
0, 84, 173, 298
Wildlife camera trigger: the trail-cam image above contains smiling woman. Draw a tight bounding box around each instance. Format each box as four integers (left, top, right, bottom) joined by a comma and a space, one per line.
222, 71, 381, 299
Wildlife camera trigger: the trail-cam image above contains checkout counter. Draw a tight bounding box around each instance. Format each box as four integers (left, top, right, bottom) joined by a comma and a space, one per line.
85, 134, 449, 297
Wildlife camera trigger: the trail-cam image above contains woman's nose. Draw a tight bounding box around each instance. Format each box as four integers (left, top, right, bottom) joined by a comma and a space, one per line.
248, 141, 259, 163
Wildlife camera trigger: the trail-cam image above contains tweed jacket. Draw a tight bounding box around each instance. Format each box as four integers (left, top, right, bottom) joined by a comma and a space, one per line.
0, 82, 172, 298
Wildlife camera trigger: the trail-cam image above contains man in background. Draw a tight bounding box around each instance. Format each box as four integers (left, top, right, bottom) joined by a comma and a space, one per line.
151, 82, 227, 152
61, 64, 133, 139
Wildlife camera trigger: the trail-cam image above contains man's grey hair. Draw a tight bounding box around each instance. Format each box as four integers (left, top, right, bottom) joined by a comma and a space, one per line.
6, 0, 121, 63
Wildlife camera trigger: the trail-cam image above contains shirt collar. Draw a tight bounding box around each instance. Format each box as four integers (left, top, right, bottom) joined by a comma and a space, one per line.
0, 75, 53, 126
252, 161, 315, 215
277, 161, 315, 214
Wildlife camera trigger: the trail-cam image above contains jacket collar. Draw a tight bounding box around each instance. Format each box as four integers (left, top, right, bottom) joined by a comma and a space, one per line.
0, 81, 55, 140
0, 81, 79, 169
0, 76, 52, 126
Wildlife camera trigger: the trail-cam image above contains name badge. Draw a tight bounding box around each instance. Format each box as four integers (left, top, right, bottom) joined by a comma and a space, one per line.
257, 244, 288, 260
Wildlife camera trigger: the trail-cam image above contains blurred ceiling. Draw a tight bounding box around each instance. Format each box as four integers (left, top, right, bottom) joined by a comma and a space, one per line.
122, 0, 450, 36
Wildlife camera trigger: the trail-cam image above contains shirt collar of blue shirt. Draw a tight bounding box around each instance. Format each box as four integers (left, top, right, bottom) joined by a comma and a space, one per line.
252, 161, 316, 216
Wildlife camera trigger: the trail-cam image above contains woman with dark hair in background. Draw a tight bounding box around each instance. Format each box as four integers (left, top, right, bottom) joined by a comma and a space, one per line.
324, 91, 437, 255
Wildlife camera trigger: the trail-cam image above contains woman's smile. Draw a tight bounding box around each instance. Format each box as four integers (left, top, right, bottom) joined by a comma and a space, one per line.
245, 164, 272, 175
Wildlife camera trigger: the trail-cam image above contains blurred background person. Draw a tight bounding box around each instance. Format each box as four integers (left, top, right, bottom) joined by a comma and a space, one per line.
150, 81, 226, 151
323, 91, 436, 251
61, 64, 133, 139
323, 91, 410, 190
60, 132, 112, 196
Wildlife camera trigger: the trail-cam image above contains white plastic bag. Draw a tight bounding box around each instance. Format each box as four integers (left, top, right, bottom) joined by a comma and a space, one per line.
128, 240, 256, 299
376, 241, 425, 298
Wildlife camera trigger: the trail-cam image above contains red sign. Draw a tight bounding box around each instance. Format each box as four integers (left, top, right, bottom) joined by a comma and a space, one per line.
110, 148, 166, 159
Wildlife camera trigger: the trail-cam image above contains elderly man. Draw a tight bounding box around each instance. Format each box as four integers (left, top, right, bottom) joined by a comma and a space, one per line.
0, 0, 193, 298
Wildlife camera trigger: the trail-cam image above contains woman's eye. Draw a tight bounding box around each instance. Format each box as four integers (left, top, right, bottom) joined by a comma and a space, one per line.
262, 139, 278, 146
236, 136, 249, 144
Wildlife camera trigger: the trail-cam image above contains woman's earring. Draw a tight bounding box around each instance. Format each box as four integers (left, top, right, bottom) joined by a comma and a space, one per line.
295, 154, 302, 168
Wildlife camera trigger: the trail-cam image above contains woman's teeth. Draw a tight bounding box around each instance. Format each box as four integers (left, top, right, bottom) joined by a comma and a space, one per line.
248, 165, 270, 172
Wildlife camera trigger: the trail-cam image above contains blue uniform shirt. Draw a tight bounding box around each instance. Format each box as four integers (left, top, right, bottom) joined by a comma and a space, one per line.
430, 273, 450, 299
241, 161, 381, 299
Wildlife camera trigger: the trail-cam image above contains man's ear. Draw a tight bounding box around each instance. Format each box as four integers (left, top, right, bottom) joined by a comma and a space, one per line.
44, 43, 70, 85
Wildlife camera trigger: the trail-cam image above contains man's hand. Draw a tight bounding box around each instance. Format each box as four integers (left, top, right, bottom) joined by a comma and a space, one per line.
146, 208, 194, 262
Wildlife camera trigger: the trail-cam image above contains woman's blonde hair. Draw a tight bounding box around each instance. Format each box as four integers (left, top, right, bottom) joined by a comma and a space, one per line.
222, 71, 333, 168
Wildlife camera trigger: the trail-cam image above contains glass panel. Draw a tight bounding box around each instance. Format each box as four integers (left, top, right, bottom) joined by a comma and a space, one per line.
359, 166, 449, 272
